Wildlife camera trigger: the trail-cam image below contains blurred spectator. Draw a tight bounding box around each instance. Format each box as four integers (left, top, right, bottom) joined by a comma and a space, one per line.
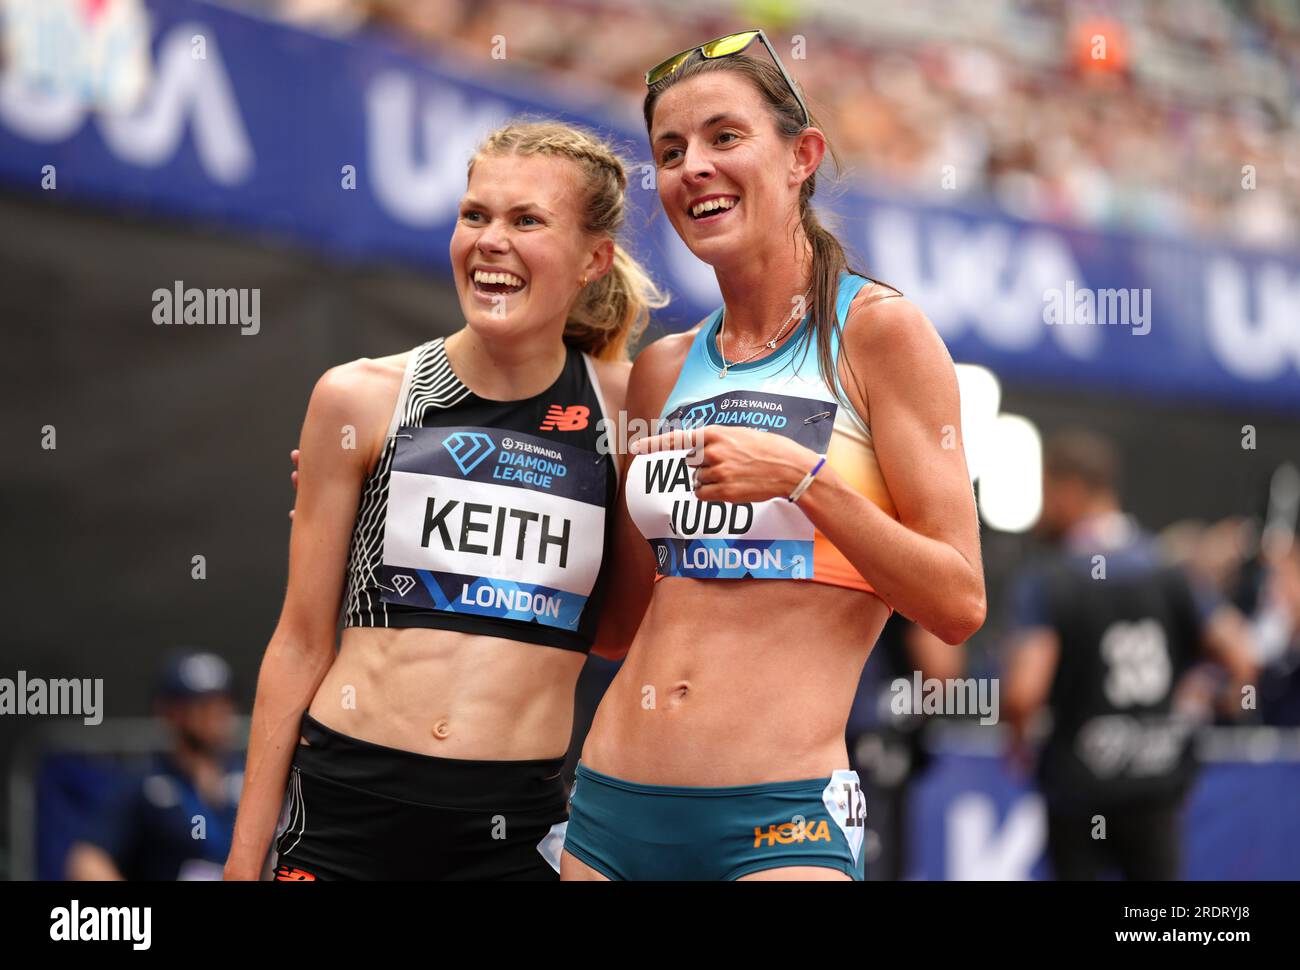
1001, 430, 1256, 880
65, 650, 242, 881
1255, 535, 1300, 724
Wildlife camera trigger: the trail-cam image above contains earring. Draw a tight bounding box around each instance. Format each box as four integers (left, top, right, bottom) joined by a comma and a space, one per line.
580, 276, 589, 287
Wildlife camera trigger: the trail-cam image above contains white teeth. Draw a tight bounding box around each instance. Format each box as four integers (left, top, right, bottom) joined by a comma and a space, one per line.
691, 197, 737, 218
472, 270, 525, 287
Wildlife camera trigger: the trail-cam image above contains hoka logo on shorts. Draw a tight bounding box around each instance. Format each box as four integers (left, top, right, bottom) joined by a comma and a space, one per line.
753, 818, 832, 847
681, 402, 715, 429
442, 431, 495, 475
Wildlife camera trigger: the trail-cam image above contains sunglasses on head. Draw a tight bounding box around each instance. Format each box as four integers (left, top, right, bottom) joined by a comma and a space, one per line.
644, 28, 811, 129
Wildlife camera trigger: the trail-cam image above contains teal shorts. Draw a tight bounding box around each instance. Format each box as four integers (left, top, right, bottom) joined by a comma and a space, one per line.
564, 762, 866, 881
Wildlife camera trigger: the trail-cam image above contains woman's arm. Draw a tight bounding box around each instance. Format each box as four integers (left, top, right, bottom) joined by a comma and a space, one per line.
589, 336, 692, 660
590, 474, 655, 661
223, 364, 382, 878
798, 295, 985, 643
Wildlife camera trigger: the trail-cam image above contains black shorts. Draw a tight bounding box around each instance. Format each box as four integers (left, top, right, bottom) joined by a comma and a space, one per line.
273, 714, 568, 881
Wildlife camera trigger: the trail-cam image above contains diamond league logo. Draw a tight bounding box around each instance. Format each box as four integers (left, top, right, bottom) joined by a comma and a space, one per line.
657, 544, 668, 568
442, 431, 495, 475
391, 574, 417, 596
681, 402, 715, 429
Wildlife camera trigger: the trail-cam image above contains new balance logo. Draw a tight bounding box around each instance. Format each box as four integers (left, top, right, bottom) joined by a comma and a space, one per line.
540, 404, 589, 431
274, 866, 317, 881
753, 819, 832, 847
442, 431, 495, 475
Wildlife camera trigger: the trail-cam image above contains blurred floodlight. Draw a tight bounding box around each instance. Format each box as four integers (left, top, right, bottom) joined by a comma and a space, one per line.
977, 413, 1042, 533
954, 364, 1002, 483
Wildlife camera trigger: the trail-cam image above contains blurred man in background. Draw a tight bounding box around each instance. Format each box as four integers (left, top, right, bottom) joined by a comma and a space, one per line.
1002, 430, 1255, 880
66, 650, 242, 880
1256, 534, 1300, 724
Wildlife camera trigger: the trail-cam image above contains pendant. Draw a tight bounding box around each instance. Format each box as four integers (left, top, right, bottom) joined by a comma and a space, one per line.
719, 367, 728, 378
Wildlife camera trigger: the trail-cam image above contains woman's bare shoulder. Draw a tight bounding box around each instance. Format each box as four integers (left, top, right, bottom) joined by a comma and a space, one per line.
633, 324, 701, 380
305, 349, 416, 474
314, 349, 412, 402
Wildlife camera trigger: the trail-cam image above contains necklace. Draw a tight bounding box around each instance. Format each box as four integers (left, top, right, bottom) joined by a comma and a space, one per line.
717, 287, 812, 378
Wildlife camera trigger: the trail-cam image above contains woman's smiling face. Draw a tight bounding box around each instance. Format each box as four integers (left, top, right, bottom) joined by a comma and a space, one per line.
450, 152, 604, 341
650, 71, 803, 267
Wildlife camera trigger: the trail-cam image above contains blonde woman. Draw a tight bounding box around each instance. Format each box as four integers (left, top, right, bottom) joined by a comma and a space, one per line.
224, 122, 664, 881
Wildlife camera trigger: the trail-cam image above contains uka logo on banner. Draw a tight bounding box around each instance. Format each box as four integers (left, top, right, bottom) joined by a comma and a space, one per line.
0, 17, 253, 183
1206, 256, 1300, 381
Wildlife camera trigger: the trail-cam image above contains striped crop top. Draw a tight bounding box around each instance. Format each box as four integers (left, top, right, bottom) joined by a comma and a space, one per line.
341, 337, 618, 653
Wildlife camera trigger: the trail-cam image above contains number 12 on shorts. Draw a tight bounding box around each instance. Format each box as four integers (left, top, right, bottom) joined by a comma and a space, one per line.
823, 770, 867, 866
842, 782, 866, 826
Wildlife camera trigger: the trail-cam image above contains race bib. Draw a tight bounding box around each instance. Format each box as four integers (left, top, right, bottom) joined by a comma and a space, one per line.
822, 769, 866, 865
379, 426, 607, 630
626, 390, 836, 579
536, 820, 568, 874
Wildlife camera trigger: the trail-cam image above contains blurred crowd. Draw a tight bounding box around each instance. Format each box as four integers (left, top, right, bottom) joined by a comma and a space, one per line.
226, 0, 1300, 248
1159, 501, 1300, 725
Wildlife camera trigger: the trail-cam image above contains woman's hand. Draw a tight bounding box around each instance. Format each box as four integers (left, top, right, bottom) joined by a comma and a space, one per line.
288, 448, 300, 519
629, 425, 819, 505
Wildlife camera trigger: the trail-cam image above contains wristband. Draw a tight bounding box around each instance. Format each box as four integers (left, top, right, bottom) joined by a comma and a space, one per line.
788, 455, 826, 503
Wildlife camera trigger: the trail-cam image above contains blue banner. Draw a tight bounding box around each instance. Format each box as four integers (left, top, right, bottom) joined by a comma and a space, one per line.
906, 746, 1300, 880
2, 0, 1297, 412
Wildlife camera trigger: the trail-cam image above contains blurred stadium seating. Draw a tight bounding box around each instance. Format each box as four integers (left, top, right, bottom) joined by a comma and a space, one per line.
233, 0, 1300, 247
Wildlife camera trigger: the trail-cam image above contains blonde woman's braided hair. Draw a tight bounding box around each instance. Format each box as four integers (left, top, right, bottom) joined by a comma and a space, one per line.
470, 120, 668, 362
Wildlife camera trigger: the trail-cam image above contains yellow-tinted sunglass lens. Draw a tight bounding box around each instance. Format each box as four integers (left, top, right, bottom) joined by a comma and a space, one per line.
646, 50, 693, 85
701, 31, 759, 58
645, 32, 761, 85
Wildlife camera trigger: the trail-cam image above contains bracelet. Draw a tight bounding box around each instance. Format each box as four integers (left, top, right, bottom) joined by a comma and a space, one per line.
788, 455, 827, 503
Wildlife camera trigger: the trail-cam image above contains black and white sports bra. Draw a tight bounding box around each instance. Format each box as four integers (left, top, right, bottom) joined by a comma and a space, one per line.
341, 337, 617, 654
